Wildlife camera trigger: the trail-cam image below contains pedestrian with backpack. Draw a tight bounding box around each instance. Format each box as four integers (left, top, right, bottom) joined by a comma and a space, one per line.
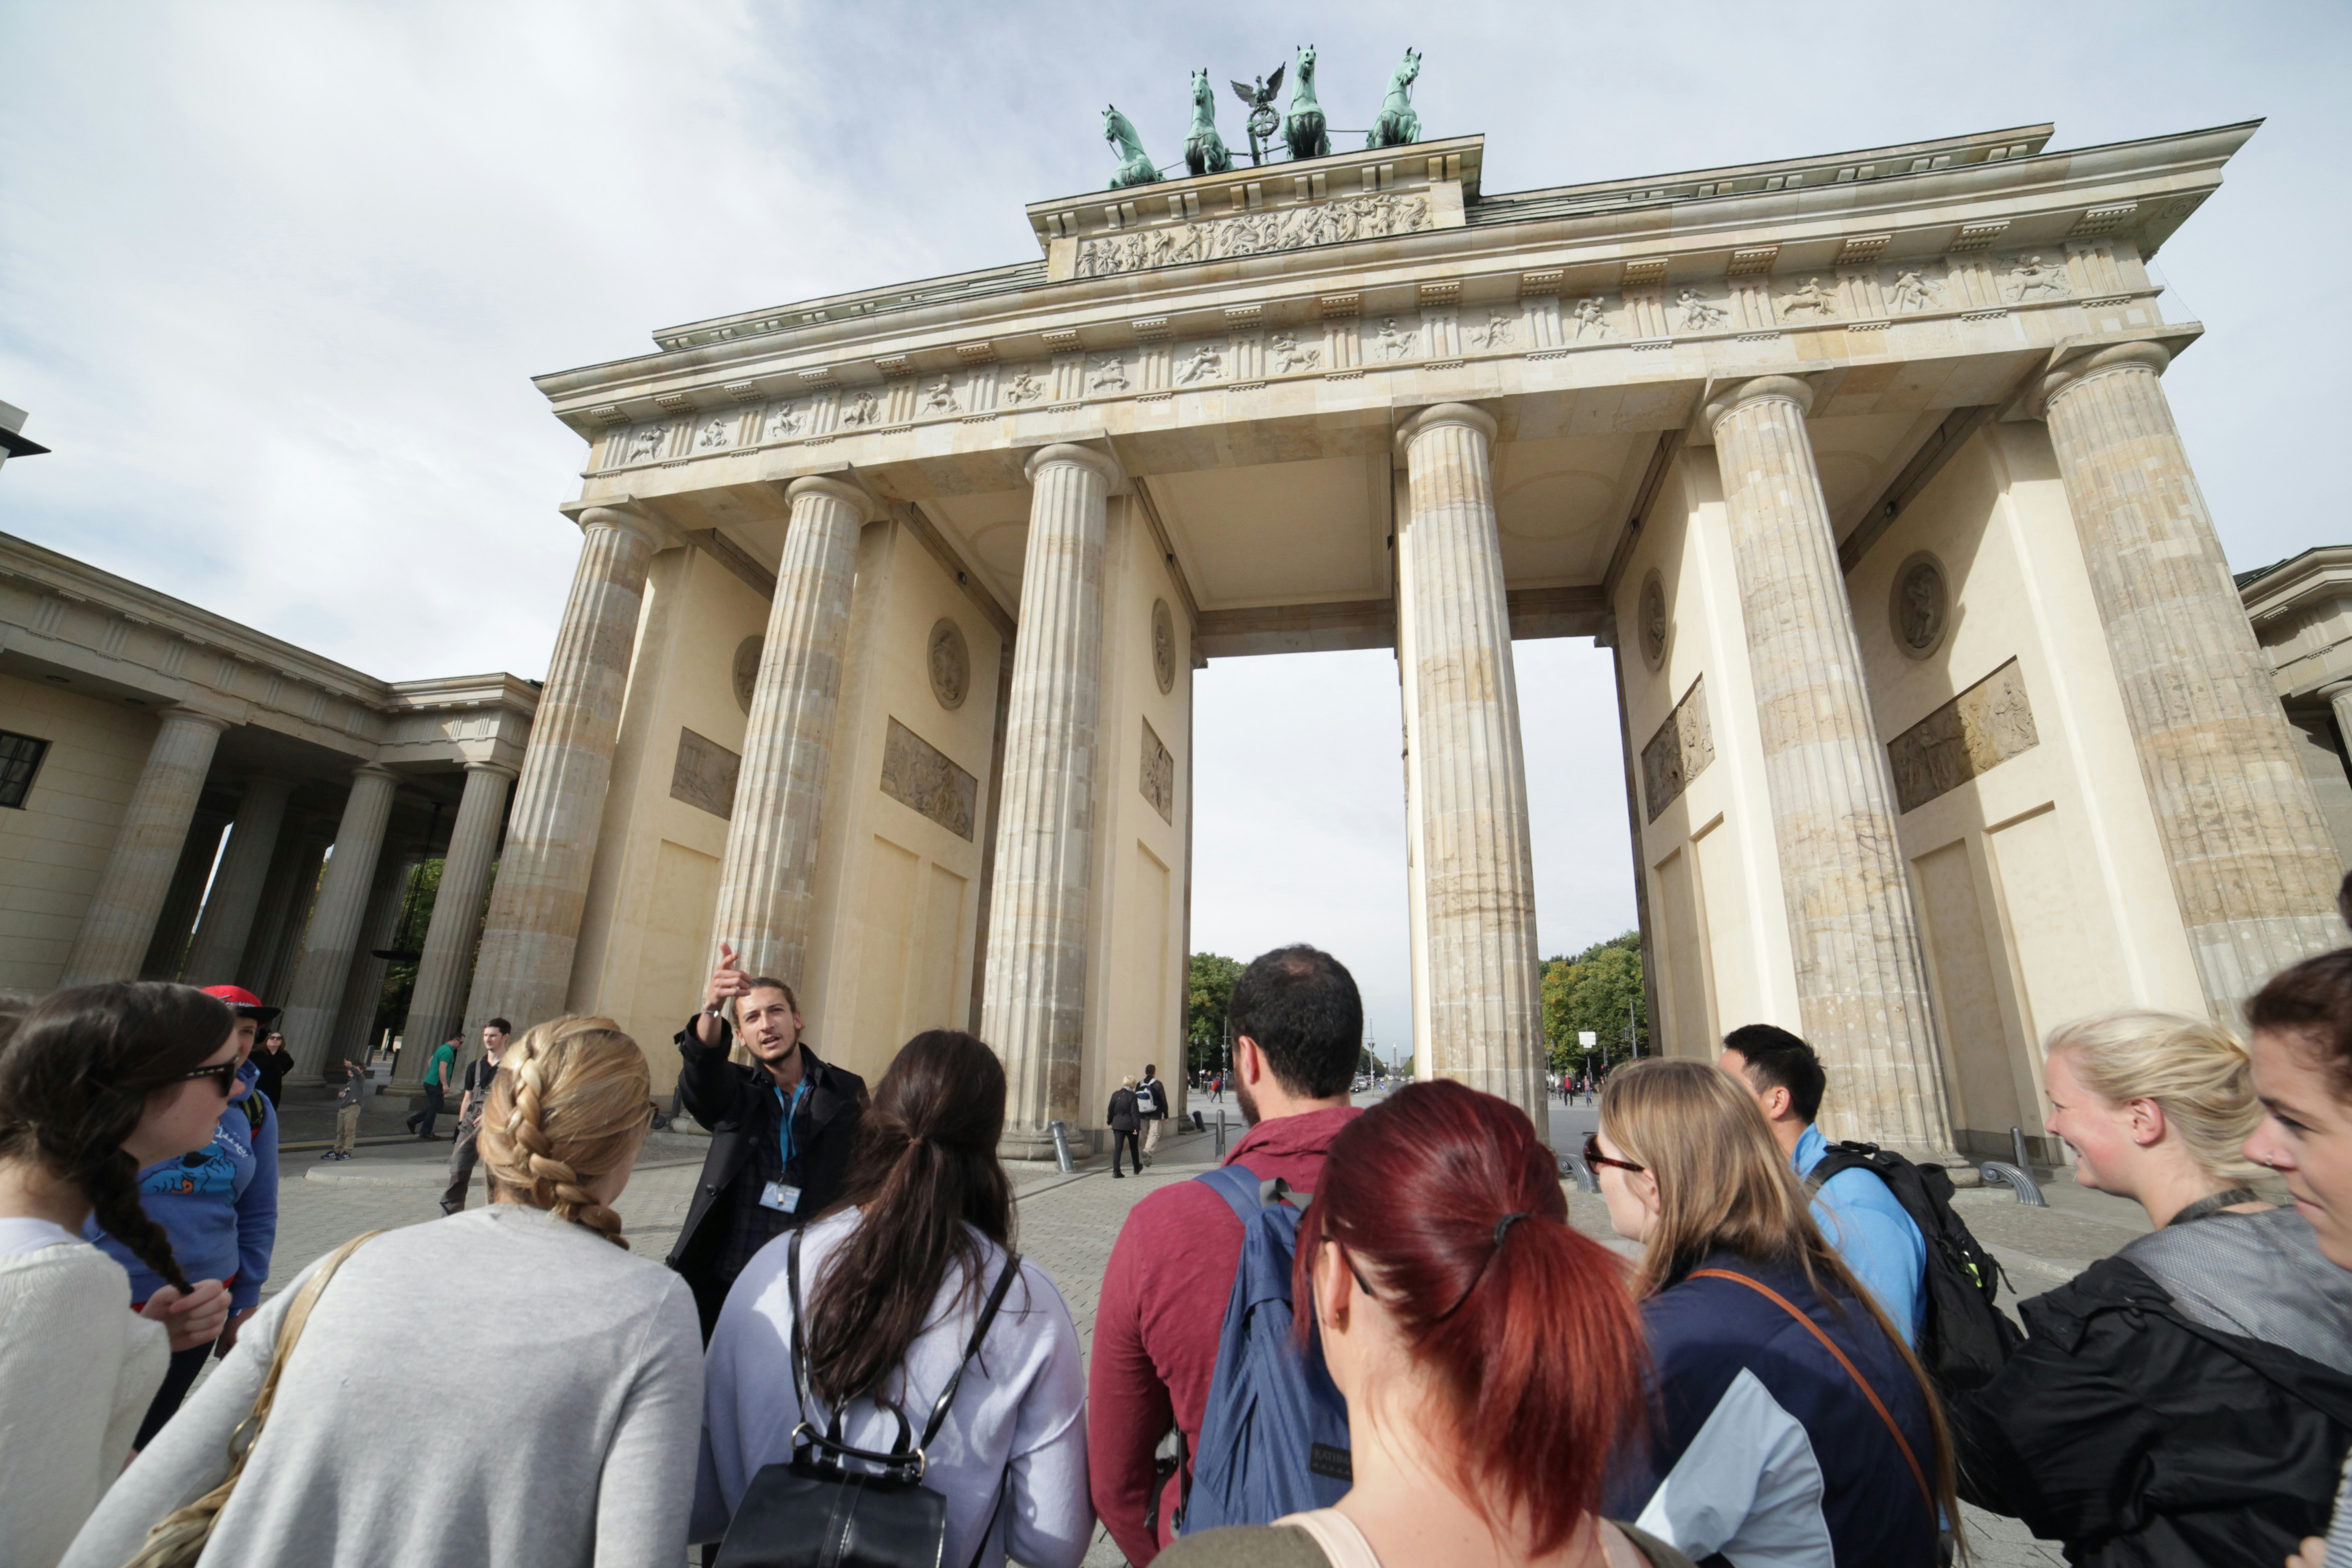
1957, 1007, 2352, 1567
1597, 1058, 1955, 1565
696, 1030, 1089, 1568
1157, 1080, 1694, 1568
1088, 944, 1364, 1565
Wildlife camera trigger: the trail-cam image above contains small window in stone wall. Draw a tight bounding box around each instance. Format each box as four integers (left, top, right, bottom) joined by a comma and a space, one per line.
0, 731, 49, 809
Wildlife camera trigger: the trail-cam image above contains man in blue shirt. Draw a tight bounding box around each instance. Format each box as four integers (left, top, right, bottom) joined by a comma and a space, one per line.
1720, 1024, 1926, 1344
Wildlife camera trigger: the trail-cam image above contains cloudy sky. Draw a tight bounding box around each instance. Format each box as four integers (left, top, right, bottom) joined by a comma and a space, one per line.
4, 2, 2346, 1049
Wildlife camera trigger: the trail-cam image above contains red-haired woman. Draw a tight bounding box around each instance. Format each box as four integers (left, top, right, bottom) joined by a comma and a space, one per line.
1157, 1080, 1692, 1568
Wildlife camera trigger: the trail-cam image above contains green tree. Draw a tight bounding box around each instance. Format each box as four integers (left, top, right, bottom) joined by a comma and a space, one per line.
1186, 952, 1244, 1076
1541, 930, 1648, 1074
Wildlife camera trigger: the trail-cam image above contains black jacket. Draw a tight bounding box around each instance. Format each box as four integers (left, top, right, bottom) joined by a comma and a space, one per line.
665, 1016, 867, 1291
1107, 1087, 1140, 1132
1954, 1210, 2352, 1567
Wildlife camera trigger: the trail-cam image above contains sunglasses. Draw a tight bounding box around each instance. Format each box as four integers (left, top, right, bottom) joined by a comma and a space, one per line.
1583, 1132, 1644, 1175
167, 1060, 241, 1097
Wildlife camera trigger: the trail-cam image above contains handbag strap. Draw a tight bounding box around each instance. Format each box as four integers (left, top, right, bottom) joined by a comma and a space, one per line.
1688, 1269, 1932, 1511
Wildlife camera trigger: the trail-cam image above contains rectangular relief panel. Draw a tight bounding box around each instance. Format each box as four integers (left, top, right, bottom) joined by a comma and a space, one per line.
1642, 676, 1715, 823
1139, 717, 1174, 824
1888, 658, 2039, 815
879, 717, 977, 840
670, 727, 741, 819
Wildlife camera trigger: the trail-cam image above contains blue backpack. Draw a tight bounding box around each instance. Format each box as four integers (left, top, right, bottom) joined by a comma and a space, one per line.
1175, 1164, 1353, 1534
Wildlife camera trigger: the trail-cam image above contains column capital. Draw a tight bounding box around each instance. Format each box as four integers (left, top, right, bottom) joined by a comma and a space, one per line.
1704, 374, 1815, 431
350, 762, 401, 785
2033, 339, 2172, 419
575, 505, 667, 550
784, 474, 877, 524
1023, 442, 1122, 490
157, 704, 235, 734
461, 758, 520, 781
1395, 401, 1498, 455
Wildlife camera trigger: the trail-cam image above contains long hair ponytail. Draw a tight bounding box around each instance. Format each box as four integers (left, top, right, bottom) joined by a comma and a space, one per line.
0, 982, 239, 1294
1295, 1080, 1648, 1559
805, 1030, 1013, 1411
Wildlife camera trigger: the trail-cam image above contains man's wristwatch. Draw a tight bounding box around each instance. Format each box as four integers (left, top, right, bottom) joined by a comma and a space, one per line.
701, 1001, 727, 1017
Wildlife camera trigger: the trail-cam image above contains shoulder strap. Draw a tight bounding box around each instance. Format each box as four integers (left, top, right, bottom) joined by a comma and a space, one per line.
1277, 1509, 1385, 1568
1688, 1268, 1931, 1511
1803, 1148, 1872, 1197
918, 1247, 1024, 1451
1197, 1162, 1264, 1226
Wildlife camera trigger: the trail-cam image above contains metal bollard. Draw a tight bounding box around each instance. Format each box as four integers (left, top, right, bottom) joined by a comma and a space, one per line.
1048, 1119, 1075, 1174
1214, 1107, 1226, 1160
1191, 1109, 1204, 1132
1979, 1160, 2046, 1206
1557, 1150, 1598, 1194
2010, 1125, 2032, 1175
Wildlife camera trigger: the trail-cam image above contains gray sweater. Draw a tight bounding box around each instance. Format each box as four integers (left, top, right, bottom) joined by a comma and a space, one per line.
62, 1205, 703, 1568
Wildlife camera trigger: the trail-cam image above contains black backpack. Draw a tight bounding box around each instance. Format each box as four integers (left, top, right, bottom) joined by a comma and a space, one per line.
1805, 1141, 2023, 1393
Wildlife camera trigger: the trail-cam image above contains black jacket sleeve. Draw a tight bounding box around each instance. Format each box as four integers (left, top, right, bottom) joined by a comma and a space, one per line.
675, 1016, 755, 1130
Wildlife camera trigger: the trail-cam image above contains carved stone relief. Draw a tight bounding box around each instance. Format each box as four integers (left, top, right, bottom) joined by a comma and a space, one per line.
1267, 333, 1320, 373
1569, 297, 1612, 340
1175, 343, 1224, 384
1373, 317, 1416, 360
1002, 368, 1047, 405
1778, 277, 1839, 320
1151, 598, 1176, 694
696, 417, 735, 450
1886, 268, 1941, 312
732, 636, 763, 716
1676, 289, 1725, 331
623, 424, 668, 463
1140, 716, 1175, 823
927, 618, 969, 710
840, 390, 881, 427
1468, 309, 1517, 349
1073, 192, 1433, 278
880, 717, 976, 840
2002, 253, 2073, 303
1638, 570, 1669, 672
1891, 552, 1949, 660
1641, 676, 1714, 823
1886, 658, 2039, 814
671, 727, 742, 819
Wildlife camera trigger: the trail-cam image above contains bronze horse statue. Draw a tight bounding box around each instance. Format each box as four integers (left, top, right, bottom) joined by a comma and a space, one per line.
1185, 68, 1233, 177
1366, 47, 1421, 149
1284, 44, 1328, 161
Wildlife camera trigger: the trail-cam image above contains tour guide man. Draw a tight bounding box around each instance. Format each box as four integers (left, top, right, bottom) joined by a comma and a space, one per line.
668, 941, 867, 1338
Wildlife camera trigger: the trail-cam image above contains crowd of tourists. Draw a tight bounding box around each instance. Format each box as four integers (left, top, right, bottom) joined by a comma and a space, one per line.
4, 937, 2352, 1568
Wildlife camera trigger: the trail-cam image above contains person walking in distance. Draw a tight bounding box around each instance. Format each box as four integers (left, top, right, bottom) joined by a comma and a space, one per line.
1137, 1063, 1168, 1168
668, 942, 867, 1340
1109, 1076, 1143, 1178
441, 1018, 511, 1213
407, 1033, 459, 1140
0, 984, 235, 1568
320, 1058, 367, 1162
248, 1028, 292, 1110
1090, 944, 1364, 1564
61, 1017, 706, 1568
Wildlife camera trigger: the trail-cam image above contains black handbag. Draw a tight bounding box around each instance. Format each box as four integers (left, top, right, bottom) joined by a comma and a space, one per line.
714, 1227, 1023, 1568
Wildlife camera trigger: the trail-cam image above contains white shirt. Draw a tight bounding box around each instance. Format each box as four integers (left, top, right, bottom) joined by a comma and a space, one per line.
0, 1217, 82, 1257
695, 1207, 1091, 1568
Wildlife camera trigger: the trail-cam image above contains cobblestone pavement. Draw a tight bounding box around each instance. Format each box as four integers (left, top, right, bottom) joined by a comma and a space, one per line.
255, 1099, 2094, 1566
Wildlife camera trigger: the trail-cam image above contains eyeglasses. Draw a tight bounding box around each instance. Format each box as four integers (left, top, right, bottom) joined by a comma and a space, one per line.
168, 1060, 241, 1097
1583, 1132, 1644, 1175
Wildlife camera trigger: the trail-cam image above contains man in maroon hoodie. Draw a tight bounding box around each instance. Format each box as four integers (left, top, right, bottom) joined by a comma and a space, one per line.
1087, 944, 1364, 1563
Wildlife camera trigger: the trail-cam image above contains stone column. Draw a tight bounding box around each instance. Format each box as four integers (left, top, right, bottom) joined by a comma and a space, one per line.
329, 830, 420, 1071
465, 508, 664, 1032
400, 761, 514, 1069
61, 707, 232, 986
1394, 404, 1547, 1131
981, 444, 1116, 1157
711, 477, 873, 983
281, 765, 401, 1081
2039, 343, 2342, 1011
248, 820, 330, 1002
139, 809, 229, 980
1706, 375, 1950, 1152
181, 776, 294, 984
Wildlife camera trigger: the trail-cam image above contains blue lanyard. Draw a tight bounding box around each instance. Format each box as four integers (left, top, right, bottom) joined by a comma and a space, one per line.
774, 1080, 809, 1173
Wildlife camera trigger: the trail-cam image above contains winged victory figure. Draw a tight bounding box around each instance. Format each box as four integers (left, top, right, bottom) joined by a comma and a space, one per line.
1230, 63, 1284, 167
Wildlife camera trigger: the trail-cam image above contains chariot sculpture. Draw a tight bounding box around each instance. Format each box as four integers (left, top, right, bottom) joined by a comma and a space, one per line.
1098, 48, 1429, 190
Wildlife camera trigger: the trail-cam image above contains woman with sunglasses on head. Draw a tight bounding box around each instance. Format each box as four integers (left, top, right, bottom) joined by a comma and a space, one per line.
1592, 1058, 1953, 1568
64, 1016, 704, 1568
1160, 1080, 1692, 1568
0, 983, 238, 1568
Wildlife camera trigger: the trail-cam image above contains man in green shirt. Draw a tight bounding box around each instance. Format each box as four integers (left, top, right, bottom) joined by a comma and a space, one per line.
405, 1034, 459, 1140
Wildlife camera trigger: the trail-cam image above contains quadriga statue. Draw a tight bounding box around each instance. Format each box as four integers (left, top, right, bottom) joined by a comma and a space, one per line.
1103, 103, 1159, 189
1366, 47, 1421, 149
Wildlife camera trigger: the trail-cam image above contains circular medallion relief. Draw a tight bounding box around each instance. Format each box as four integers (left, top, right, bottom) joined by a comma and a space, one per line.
731, 636, 763, 715
927, 618, 970, 709
1151, 598, 1176, 694
1638, 570, 1669, 672
1891, 552, 1950, 660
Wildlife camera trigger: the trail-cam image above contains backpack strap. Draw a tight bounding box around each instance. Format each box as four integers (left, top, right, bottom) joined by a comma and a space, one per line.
1689, 1268, 1932, 1513
917, 1247, 1024, 1452
1196, 1162, 1265, 1225
1802, 1145, 1875, 1197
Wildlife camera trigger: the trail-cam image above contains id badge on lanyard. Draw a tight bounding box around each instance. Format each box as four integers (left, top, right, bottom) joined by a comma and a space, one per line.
762, 1080, 810, 1213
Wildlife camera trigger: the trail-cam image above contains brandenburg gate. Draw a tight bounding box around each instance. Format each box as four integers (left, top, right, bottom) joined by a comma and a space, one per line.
465, 116, 2341, 1159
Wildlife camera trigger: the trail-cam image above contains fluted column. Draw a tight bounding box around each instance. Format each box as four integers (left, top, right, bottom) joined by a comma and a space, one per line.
281, 765, 401, 1080
400, 761, 514, 1069
248, 820, 330, 1002
139, 809, 229, 980
1707, 375, 1950, 1152
981, 444, 1115, 1157
2039, 343, 2341, 1011
465, 507, 664, 1032
182, 776, 293, 984
62, 706, 232, 986
328, 832, 419, 1069
1395, 404, 1546, 1131
711, 477, 873, 983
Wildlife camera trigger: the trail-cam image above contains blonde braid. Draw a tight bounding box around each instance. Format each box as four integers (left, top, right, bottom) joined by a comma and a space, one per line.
478, 1016, 651, 1249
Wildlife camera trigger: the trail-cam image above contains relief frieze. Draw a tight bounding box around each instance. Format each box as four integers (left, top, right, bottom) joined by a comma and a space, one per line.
880, 717, 976, 840
1073, 192, 1432, 278
1887, 658, 2039, 814
670, 727, 741, 820
1641, 676, 1715, 824
1140, 717, 1175, 823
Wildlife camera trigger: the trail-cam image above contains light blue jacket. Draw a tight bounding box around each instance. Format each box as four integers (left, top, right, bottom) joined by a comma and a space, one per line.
1793, 1124, 1925, 1345
87, 1057, 279, 1313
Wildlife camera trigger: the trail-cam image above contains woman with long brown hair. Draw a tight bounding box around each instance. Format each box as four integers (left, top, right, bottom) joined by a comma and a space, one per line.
1594, 1058, 1954, 1567
696, 1029, 1090, 1568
